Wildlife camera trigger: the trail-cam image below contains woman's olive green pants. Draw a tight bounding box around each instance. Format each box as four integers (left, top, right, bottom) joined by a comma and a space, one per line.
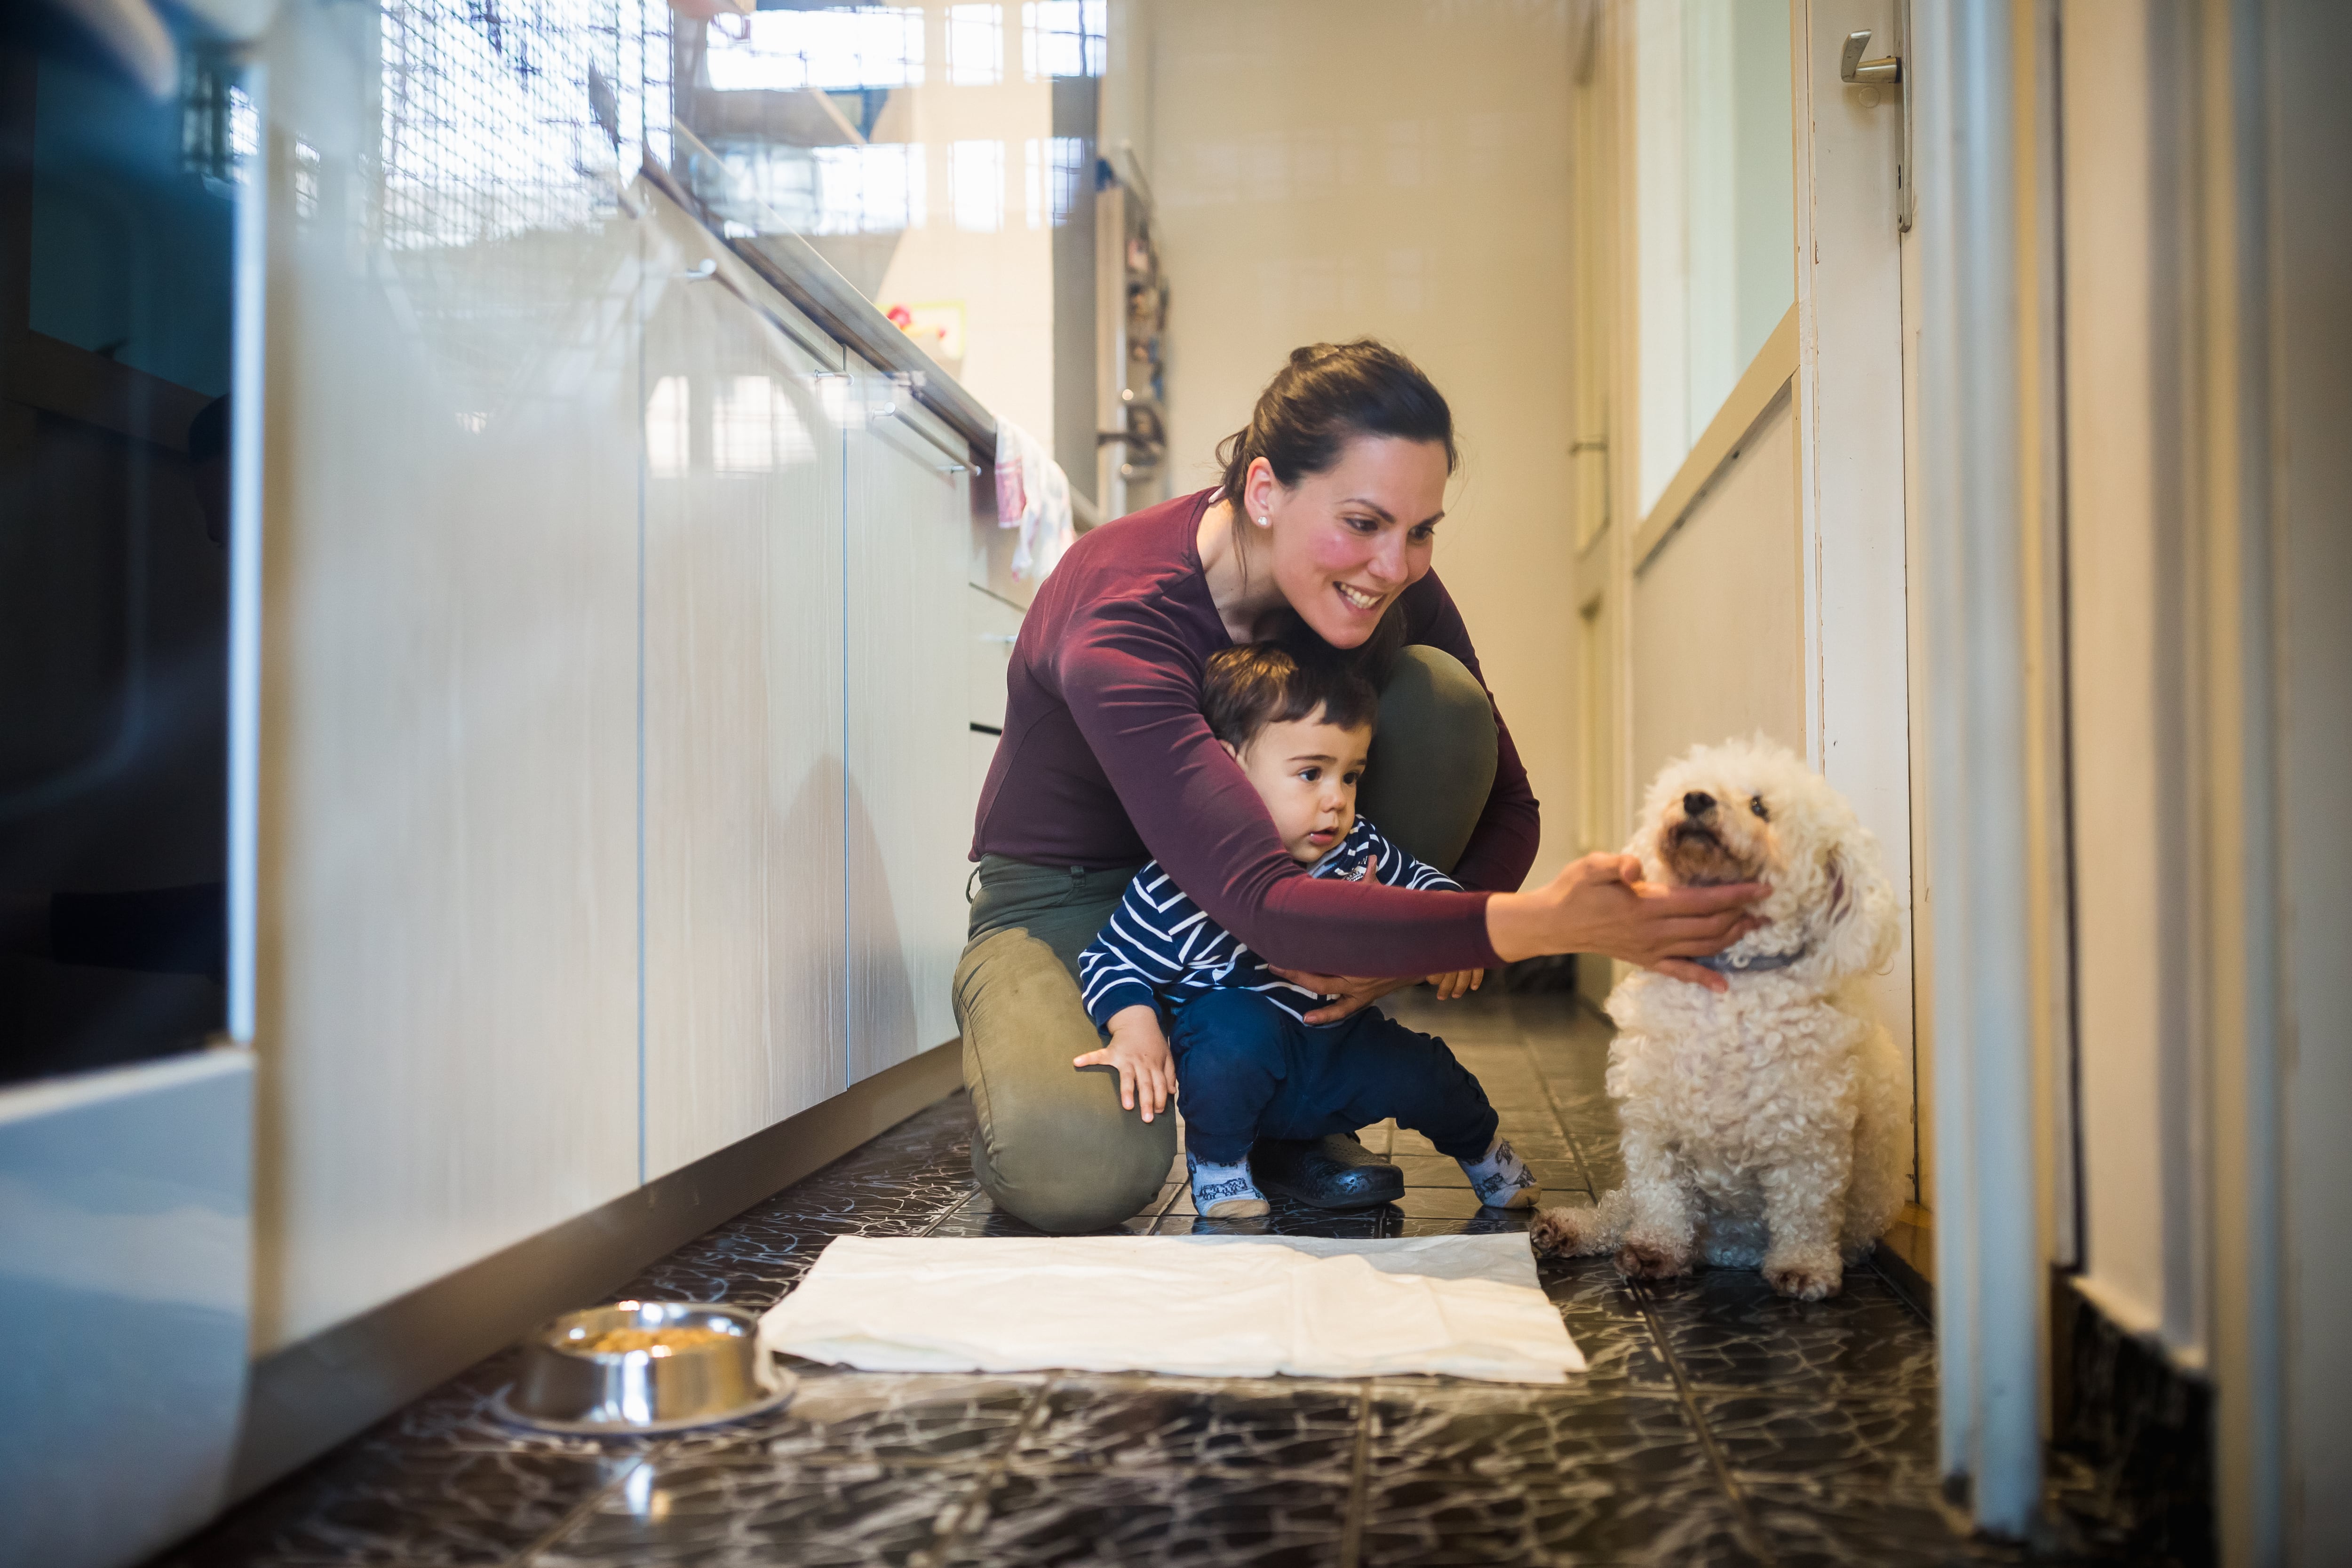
952, 646, 1502, 1233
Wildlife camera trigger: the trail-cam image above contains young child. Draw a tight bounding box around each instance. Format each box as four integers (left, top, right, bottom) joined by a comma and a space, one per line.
1074, 642, 1541, 1220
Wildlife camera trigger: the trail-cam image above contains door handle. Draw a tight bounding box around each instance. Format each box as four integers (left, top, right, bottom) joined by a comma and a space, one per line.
1840, 30, 1900, 86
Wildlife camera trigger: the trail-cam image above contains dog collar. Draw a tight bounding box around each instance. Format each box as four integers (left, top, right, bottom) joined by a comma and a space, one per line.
1689, 944, 1810, 974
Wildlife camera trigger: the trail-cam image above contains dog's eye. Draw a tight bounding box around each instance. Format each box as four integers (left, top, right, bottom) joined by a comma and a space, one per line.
1749, 795, 1769, 820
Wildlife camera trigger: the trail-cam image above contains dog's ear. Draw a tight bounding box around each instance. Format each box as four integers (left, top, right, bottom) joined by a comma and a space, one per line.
1817, 842, 1898, 976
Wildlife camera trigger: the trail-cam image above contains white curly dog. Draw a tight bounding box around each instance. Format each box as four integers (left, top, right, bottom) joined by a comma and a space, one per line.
1530, 736, 1906, 1301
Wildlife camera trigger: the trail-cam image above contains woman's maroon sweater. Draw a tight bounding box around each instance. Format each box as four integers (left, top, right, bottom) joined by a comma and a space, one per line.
969, 488, 1540, 975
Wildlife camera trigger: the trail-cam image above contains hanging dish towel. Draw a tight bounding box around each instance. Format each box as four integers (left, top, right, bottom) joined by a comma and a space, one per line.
758, 1233, 1584, 1385
994, 418, 1075, 583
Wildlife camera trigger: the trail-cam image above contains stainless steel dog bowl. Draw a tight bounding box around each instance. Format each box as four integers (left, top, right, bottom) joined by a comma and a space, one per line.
493, 1300, 795, 1435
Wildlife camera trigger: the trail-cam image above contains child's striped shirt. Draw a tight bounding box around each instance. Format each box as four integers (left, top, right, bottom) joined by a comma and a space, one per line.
1077, 817, 1462, 1028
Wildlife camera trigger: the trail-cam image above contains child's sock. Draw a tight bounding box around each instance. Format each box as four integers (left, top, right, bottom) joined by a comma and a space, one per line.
1458, 1137, 1541, 1210
1187, 1152, 1270, 1219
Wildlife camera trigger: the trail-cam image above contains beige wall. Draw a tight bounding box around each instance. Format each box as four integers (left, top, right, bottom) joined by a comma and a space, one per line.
1626, 393, 1804, 791
2058, 0, 2187, 1349
873, 3, 1058, 455
1144, 0, 1580, 887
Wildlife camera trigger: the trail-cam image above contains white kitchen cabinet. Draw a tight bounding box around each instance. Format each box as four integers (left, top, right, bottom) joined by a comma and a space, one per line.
968, 584, 1024, 835
968, 585, 1025, 734
641, 195, 850, 1180
844, 369, 972, 1083
254, 43, 644, 1350
214, 0, 1024, 1492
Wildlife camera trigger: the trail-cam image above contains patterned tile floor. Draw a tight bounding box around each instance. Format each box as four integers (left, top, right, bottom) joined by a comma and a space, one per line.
163, 991, 2101, 1568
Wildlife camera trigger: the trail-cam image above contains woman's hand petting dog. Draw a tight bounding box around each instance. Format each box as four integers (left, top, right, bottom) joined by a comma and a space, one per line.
1486, 852, 1769, 991
1075, 1005, 1176, 1122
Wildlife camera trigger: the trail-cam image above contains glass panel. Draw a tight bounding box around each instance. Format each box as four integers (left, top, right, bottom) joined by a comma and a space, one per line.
1635, 0, 1794, 515
671, 1, 1109, 492
377, 0, 670, 251
0, 32, 246, 1085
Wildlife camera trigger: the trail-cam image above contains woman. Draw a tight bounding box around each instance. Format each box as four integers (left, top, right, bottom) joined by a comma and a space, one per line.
957, 341, 1763, 1233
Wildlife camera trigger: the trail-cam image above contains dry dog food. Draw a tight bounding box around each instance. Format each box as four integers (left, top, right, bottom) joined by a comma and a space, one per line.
564, 1324, 736, 1356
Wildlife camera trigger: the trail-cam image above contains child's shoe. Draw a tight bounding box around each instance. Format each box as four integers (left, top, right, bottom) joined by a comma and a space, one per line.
1458, 1137, 1541, 1210
1187, 1152, 1271, 1219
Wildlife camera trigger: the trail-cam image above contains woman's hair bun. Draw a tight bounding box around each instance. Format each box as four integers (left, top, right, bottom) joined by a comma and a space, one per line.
1216, 340, 1457, 510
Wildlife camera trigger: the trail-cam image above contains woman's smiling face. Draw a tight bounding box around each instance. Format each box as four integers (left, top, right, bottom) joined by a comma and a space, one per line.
1242, 435, 1450, 649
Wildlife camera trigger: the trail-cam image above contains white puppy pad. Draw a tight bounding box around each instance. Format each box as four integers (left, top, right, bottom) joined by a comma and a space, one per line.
757, 1233, 1583, 1384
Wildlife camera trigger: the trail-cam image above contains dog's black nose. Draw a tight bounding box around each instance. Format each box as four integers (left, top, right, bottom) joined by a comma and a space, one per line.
1683, 792, 1716, 818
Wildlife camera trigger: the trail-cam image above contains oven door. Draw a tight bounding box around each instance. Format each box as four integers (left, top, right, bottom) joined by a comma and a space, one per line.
0, 3, 262, 1564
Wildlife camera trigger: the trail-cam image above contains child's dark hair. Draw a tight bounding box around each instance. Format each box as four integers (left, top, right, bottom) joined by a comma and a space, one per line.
1202, 641, 1381, 752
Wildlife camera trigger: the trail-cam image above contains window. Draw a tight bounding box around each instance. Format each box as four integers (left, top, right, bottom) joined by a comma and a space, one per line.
728, 143, 925, 237
378, 0, 669, 249
1022, 0, 1106, 79
952, 139, 1004, 232
704, 6, 924, 92
669, 0, 1119, 477
713, 376, 814, 473
1635, 0, 1795, 515
1048, 135, 1089, 226
646, 376, 689, 477
946, 4, 1004, 87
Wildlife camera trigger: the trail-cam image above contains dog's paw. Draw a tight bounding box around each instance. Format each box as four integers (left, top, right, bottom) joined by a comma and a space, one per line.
1530, 1206, 1604, 1256
1614, 1239, 1689, 1280
1764, 1259, 1843, 1301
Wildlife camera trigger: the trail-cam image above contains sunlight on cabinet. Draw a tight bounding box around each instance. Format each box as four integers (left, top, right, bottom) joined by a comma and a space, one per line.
846, 373, 971, 1083
254, 52, 643, 1351
641, 196, 850, 1182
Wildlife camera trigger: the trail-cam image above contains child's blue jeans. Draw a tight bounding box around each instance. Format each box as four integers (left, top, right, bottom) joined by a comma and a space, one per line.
1167, 988, 1500, 1165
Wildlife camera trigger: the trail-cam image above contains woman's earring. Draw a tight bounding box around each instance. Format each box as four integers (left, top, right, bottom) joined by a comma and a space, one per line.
1255, 514, 1271, 528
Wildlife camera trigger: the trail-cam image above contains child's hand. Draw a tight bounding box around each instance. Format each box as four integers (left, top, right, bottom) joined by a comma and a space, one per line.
1074, 1005, 1175, 1122
1429, 968, 1485, 1001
